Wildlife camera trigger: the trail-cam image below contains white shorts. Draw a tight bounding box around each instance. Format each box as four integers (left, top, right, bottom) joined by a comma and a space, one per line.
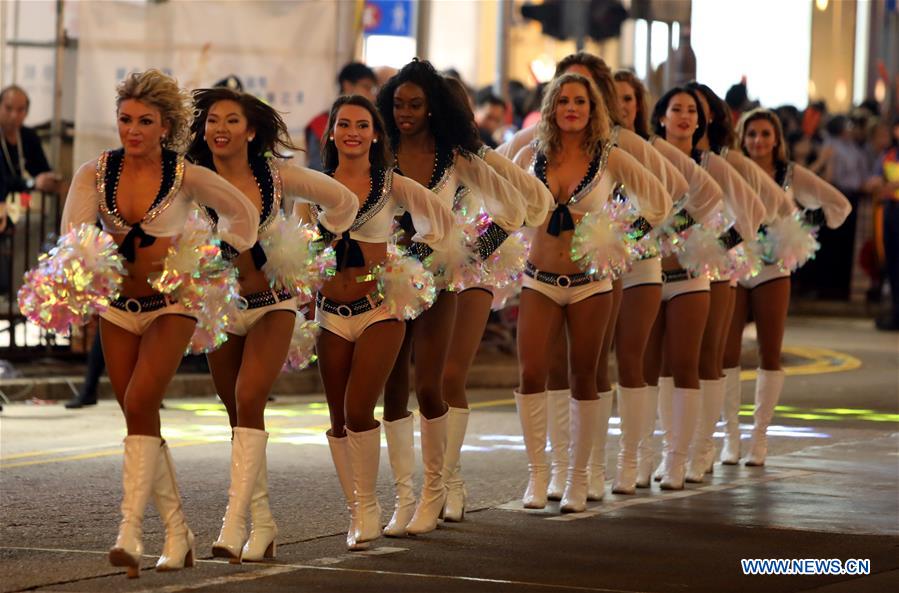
622, 257, 662, 290
315, 293, 399, 343
661, 270, 710, 302
100, 295, 195, 336
229, 289, 297, 337
521, 273, 612, 306
739, 264, 790, 290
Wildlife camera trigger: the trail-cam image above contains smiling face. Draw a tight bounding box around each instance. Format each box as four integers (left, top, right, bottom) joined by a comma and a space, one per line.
333, 103, 377, 160
393, 81, 428, 137
117, 99, 167, 157
204, 99, 253, 160
554, 81, 591, 134
615, 80, 637, 131
743, 117, 777, 162
661, 92, 699, 145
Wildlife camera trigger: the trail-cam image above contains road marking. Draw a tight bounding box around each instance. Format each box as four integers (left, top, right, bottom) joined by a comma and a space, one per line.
497, 469, 815, 520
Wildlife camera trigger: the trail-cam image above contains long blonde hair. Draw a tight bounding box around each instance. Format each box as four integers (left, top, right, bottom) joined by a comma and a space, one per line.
116, 69, 194, 152
537, 73, 610, 161
736, 107, 788, 163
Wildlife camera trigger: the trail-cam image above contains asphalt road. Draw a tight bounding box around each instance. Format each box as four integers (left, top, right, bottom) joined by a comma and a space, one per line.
1, 317, 897, 593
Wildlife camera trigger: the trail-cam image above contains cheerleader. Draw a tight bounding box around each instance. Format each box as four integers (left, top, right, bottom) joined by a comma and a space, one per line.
376, 60, 525, 535
439, 77, 552, 522
513, 73, 669, 512
677, 82, 770, 483
723, 108, 851, 466
186, 88, 359, 562
642, 86, 757, 490
60, 70, 259, 577
314, 95, 455, 549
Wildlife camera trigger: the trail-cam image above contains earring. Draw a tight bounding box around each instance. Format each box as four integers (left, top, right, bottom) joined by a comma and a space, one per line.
428, 112, 432, 117
249, 136, 255, 142
373, 138, 378, 144
329, 136, 334, 141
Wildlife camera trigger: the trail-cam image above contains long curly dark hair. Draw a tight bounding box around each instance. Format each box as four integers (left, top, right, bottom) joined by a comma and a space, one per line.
651, 86, 708, 149
375, 59, 480, 153
321, 94, 393, 172
686, 82, 735, 152
187, 87, 299, 166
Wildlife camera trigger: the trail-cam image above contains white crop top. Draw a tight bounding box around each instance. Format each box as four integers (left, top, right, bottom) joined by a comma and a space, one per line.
61, 149, 259, 256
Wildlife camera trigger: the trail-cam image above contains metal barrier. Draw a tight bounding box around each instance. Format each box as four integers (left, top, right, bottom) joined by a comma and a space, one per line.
0, 191, 88, 361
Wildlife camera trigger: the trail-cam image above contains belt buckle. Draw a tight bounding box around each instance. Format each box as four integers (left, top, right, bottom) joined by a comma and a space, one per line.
556, 274, 571, 288
237, 296, 249, 310
336, 304, 353, 318
124, 298, 142, 313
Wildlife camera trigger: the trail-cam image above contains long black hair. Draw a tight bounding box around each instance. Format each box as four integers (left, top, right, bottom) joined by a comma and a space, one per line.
187, 87, 299, 167
651, 86, 708, 149
321, 94, 393, 173
686, 81, 734, 152
375, 59, 480, 153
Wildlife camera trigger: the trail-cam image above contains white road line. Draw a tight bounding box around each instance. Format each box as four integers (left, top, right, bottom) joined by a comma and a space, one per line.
497, 469, 815, 521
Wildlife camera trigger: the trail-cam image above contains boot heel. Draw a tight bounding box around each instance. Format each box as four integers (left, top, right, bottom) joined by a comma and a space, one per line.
109, 548, 141, 578
184, 548, 195, 568
264, 541, 276, 559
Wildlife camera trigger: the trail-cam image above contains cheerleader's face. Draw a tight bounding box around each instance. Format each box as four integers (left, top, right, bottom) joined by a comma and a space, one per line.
554, 82, 591, 133
743, 118, 777, 161
615, 80, 637, 131
661, 93, 699, 143
393, 82, 428, 136
333, 104, 377, 159
205, 100, 254, 160
117, 99, 168, 157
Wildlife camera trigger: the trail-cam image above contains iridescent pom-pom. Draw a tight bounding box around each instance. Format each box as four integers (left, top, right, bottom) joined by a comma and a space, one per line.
727, 240, 764, 281
261, 214, 319, 293
491, 281, 521, 311
482, 230, 529, 289
676, 226, 730, 279
185, 267, 243, 355
378, 249, 437, 319
760, 212, 820, 272
570, 204, 631, 278
17, 224, 125, 334
283, 318, 320, 371
423, 232, 480, 292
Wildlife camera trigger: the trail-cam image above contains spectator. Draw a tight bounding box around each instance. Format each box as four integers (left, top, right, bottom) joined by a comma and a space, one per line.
474, 88, 506, 148
876, 116, 899, 330
304, 62, 377, 170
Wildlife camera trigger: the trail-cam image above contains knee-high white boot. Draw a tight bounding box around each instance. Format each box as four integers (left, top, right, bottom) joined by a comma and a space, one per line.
109, 435, 162, 578
242, 451, 277, 561
612, 386, 649, 495
586, 391, 613, 501
635, 383, 660, 488
745, 369, 785, 467
442, 407, 470, 522
326, 433, 368, 551
686, 379, 726, 483
545, 388, 570, 500
406, 410, 448, 535
560, 398, 600, 513
514, 391, 549, 509
719, 367, 743, 464
652, 377, 675, 481
660, 388, 701, 490
382, 414, 416, 537
212, 427, 268, 563
347, 424, 383, 544
152, 441, 195, 572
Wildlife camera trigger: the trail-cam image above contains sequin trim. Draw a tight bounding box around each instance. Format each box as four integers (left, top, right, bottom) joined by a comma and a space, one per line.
96, 148, 184, 230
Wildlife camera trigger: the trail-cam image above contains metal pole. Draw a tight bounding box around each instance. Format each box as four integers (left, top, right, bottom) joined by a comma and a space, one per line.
11, 0, 21, 82
493, 0, 512, 99
415, 0, 431, 59
563, 0, 588, 51
50, 0, 64, 170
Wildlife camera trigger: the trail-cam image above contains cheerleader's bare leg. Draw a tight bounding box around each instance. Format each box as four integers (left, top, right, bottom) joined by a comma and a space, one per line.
720, 285, 750, 464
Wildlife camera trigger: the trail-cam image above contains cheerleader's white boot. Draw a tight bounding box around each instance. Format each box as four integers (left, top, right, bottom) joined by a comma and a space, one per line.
327, 433, 368, 551
152, 441, 195, 571
652, 377, 675, 482
545, 389, 570, 500
441, 407, 470, 522
406, 411, 448, 535
660, 388, 700, 491
635, 384, 660, 488
719, 367, 743, 465
514, 391, 549, 509
586, 391, 613, 501
382, 414, 416, 537
612, 386, 649, 495
241, 453, 277, 561
560, 398, 600, 513
686, 379, 726, 483
745, 369, 785, 467
347, 425, 383, 544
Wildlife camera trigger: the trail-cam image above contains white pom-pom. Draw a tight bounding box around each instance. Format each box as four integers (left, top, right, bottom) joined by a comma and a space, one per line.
482, 230, 529, 288
676, 226, 730, 279
260, 213, 318, 293
761, 213, 820, 272
378, 249, 438, 319
728, 240, 764, 281
570, 204, 631, 278
283, 318, 320, 371
423, 232, 479, 291
490, 281, 521, 311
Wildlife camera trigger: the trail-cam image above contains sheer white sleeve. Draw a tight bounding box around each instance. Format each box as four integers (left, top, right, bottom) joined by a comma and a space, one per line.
791, 163, 852, 229
277, 163, 359, 234
391, 173, 456, 251
481, 148, 552, 227
706, 153, 766, 238
496, 125, 537, 159
724, 150, 788, 224
650, 137, 723, 223
455, 152, 525, 231
60, 160, 101, 233
606, 147, 671, 227
182, 163, 259, 252
617, 128, 689, 200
